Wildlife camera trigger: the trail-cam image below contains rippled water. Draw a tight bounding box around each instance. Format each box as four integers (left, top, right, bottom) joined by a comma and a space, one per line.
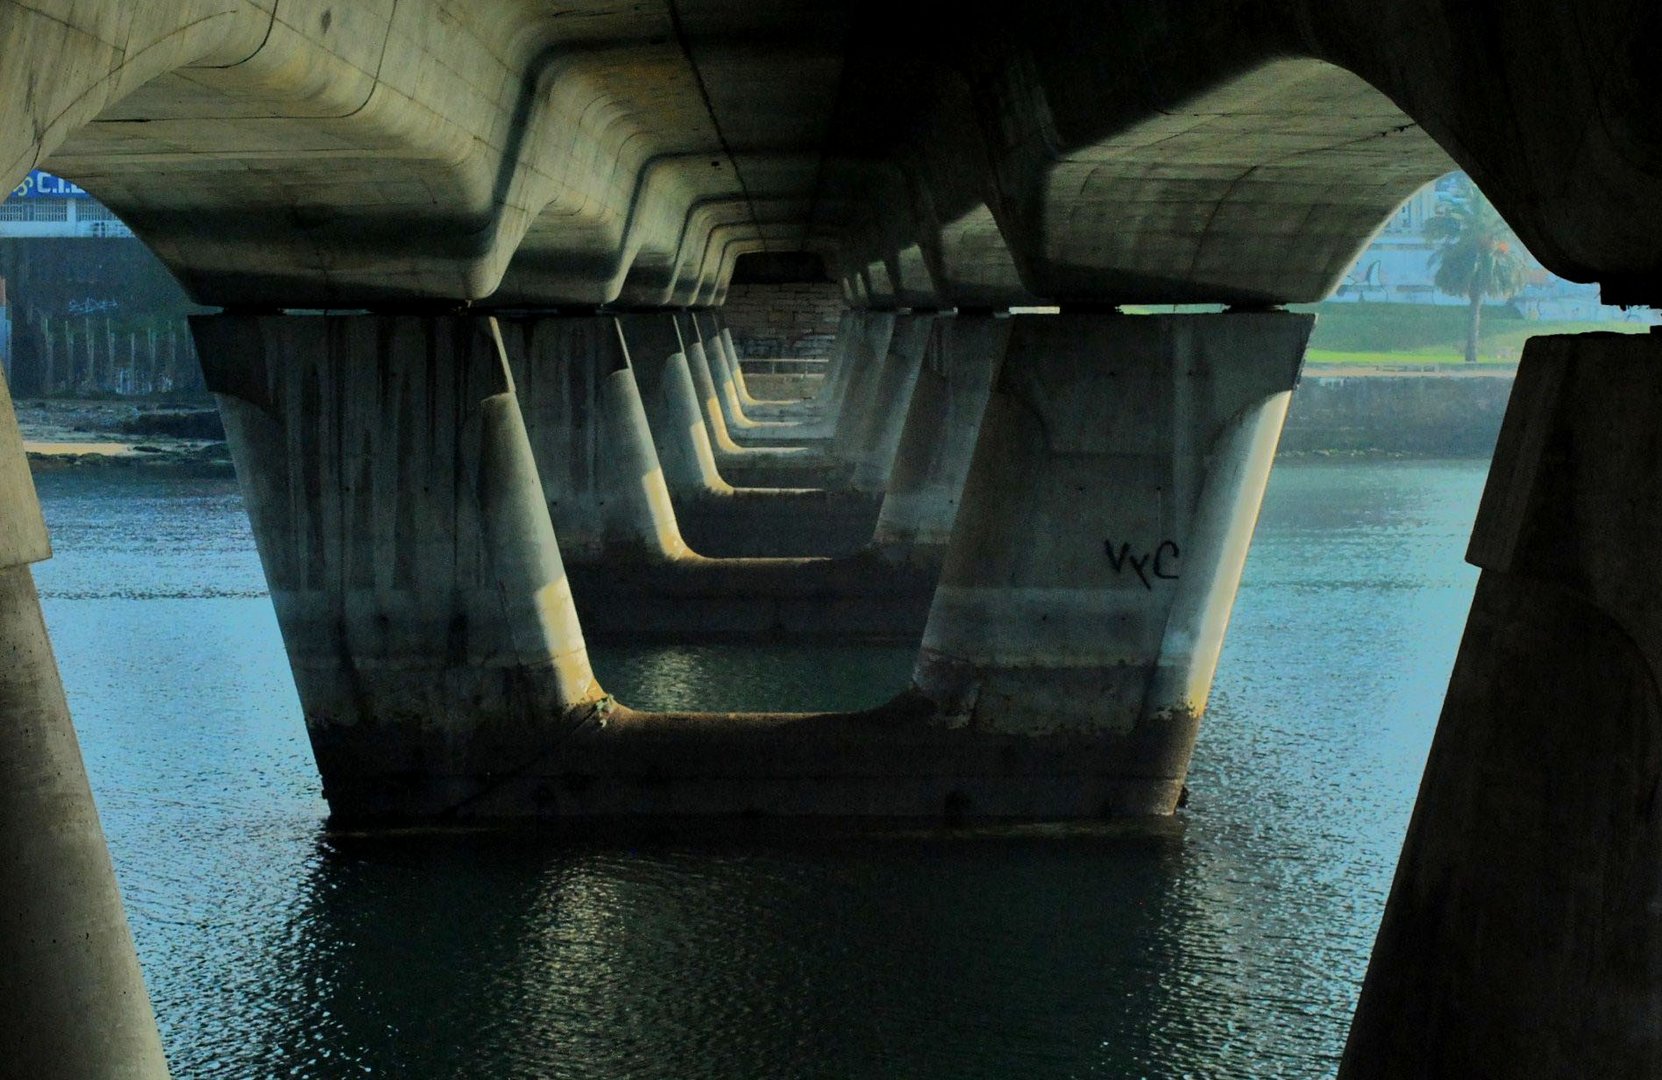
31, 459, 1485, 1078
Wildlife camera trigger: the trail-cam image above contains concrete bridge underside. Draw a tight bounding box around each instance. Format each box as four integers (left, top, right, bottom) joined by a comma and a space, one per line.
4, 1, 1662, 1076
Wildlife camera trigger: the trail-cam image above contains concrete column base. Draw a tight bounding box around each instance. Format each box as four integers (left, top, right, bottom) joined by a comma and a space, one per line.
364, 697, 1195, 821
1341, 332, 1662, 1078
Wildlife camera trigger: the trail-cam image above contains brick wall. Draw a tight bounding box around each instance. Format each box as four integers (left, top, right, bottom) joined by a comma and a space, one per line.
721, 282, 844, 358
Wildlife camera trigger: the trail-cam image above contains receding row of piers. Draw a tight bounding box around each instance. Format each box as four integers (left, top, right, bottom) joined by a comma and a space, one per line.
191, 304, 1311, 823
7, 296, 1662, 1078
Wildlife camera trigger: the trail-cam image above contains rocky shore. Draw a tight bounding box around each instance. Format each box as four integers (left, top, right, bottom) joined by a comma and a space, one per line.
13, 398, 232, 473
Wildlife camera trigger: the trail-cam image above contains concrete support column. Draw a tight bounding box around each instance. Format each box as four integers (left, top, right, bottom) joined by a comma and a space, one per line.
1341, 332, 1662, 1078
714, 314, 761, 406
693, 312, 800, 438
195, 314, 608, 822
846, 314, 932, 491
0, 369, 170, 1077
871, 315, 1011, 564
496, 315, 687, 561
680, 314, 814, 457
624, 313, 885, 558
824, 310, 899, 457
624, 313, 730, 496
911, 311, 1308, 814
807, 310, 860, 412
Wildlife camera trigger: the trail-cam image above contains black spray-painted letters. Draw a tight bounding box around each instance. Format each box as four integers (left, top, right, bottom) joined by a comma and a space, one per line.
1104, 539, 1180, 590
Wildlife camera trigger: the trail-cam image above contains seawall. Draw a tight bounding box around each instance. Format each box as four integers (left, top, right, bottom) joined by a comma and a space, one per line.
1280, 369, 1513, 457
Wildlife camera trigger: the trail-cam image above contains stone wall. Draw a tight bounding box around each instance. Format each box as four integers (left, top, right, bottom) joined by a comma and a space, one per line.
720, 283, 844, 359
1280, 371, 1513, 456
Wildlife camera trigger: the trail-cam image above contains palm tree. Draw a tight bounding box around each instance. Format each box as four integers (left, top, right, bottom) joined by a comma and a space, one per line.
1424, 178, 1530, 363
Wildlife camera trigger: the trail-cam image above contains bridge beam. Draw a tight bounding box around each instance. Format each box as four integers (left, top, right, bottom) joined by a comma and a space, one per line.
0, 369, 169, 1077
913, 311, 1308, 813
1342, 331, 1662, 1078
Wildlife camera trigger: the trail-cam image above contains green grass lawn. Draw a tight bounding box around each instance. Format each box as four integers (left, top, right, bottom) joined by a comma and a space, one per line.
1106, 302, 1653, 366
1303, 349, 1509, 367
1295, 303, 1653, 366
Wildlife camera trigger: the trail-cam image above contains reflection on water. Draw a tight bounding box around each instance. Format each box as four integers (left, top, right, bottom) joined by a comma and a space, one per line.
32, 459, 1484, 1078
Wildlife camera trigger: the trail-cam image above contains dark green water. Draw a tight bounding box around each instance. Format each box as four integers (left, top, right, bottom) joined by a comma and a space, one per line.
31, 458, 1486, 1078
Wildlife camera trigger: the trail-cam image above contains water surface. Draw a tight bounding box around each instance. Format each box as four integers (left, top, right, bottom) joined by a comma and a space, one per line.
33, 458, 1485, 1078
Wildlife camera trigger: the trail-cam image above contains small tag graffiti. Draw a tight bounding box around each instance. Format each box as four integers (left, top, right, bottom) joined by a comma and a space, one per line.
1103, 539, 1180, 590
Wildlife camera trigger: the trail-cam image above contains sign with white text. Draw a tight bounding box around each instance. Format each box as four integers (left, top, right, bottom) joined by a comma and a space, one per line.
8, 170, 90, 200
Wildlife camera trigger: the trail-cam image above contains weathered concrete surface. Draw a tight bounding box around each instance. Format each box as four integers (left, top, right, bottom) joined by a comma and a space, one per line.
0, 370, 169, 1078
0, 354, 50, 569
717, 309, 929, 491
694, 312, 812, 441
371, 697, 1224, 821
676, 313, 845, 489
7, 3, 1662, 310
1341, 332, 1662, 1079
871, 315, 1011, 564
194, 313, 610, 814
497, 313, 937, 638
715, 316, 822, 419
846, 315, 931, 491
623, 315, 881, 557
498, 315, 689, 560
912, 312, 1309, 813
822, 313, 901, 468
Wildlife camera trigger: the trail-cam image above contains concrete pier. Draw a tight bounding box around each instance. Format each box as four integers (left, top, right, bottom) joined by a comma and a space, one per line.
498, 315, 689, 561
678, 314, 839, 489
1340, 332, 1662, 1079
496, 313, 938, 639
822, 311, 906, 470
0, 371, 170, 1078
694, 311, 808, 442
194, 313, 611, 815
912, 311, 1309, 814
623, 314, 883, 558
196, 310, 1310, 823
871, 315, 1011, 565
846, 314, 931, 491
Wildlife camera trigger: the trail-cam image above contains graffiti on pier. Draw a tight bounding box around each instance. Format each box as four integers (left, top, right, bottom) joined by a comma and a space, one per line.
1104, 539, 1180, 589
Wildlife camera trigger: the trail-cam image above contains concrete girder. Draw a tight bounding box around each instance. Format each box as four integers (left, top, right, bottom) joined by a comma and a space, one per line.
8, 0, 1662, 308
1029, 59, 1449, 305
981, 0, 1662, 302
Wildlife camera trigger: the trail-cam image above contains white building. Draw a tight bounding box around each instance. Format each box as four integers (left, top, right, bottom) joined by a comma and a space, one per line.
2, 170, 134, 239
1332, 173, 1651, 321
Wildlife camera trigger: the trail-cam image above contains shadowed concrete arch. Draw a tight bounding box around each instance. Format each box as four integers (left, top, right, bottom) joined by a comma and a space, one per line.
9, 1, 1662, 309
